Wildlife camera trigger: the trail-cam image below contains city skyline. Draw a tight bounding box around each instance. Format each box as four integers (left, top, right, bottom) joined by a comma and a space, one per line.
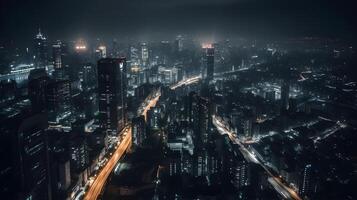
1, 0, 357, 44
1, 1, 356, 200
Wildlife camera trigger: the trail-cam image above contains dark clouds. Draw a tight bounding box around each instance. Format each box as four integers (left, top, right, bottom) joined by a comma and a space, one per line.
0, 0, 356, 42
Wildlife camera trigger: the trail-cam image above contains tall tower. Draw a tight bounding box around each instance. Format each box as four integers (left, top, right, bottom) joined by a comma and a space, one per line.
97, 58, 127, 134
141, 43, 149, 67
299, 164, 314, 198
130, 46, 140, 67
46, 80, 71, 124
28, 68, 49, 112
52, 40, 66, 80
34, 28, 48, 68
0, 112, 50, 200
111, 39, 119, 58
280, 80, 290, 111
52, 41, 62, 70
175, 35, 183, 52
202, 44, 214, 82
192, 94, 211, 145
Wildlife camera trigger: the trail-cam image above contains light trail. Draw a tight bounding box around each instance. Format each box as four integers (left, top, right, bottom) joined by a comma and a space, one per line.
213, 67, 249, 76
311, 121, 347, 144
242, 131, 278, 144
170, 75, 201, 90
84, 126, 132, 200
170, 69, 252, 90
137, 89, 161, 121
212, 115, 302, 200
84, 81, 167, 200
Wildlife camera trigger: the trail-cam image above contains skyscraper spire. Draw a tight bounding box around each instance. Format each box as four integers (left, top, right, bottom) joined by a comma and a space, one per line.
34, 27, 48, 68
36, 27, 45, 39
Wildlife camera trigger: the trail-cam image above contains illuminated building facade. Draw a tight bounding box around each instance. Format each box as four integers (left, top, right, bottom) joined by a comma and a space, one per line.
97, 58, 127, 134
34, 29, 48, 68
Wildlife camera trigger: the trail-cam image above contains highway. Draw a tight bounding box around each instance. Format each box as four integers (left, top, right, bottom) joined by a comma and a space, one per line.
84, 87, 163, 200
170, 75, 201, 90
81, 76, 220, 200
84, 126, 132, 200
213, 67, 249, 76
311, 120, 346, 144
137, 89, 161, 121
212, 115, 302, 200
170, 69, 253, 90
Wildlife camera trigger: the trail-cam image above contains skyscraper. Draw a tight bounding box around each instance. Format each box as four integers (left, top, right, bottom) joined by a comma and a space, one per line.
111, 39, 119, 58
280, 80, 290, 111
192, 94, 211, 145
147, 106, 161, 129
175, 35, 184, 52
141, 43, 149, 67
46, 80, 71, 124
233, 159, 251, 189
97, 58, 127, 134
28, 68, 49, 112
0, 112, 50, 200
299, 164, 314, 198
34, 29, 48, 68
52, 41, 66, 80
206, 46, 214, 82
52, 41, 62, 70
79, 63, 96, 92
132, 116, 146, 147
202, 44, 214, 82
130, 46, 140, 67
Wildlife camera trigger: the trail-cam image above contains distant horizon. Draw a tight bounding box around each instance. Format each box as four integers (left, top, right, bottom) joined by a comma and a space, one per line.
1, 0, 356, 45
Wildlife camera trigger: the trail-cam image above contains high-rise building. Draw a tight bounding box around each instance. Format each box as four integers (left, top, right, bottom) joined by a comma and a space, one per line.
52, 41, 62, 70
0, 112, 50, 200
233, 159, 251, 189
299, 164, 314, 198
205, 46, 214, 82
141, 43, 149, 67
281, 80, 290, 111
0, 80, 17, 103
147, 106, 161, 129
69, 135, 89, 171
28, 68, 50, 112
46, 80, 71, 124
52, 41, 67, 80
96, 45, 107, 59
47, 130, 71, 200
97, 58, 127, 134
79, 63, 96, 92
192, 94, 211, 145
111, 39, 119, 58
175, 35, 184, 52
243, 118, 253, 139
34, 29, 48, 68
132, 116, 146, 147
130, 46, 140, 67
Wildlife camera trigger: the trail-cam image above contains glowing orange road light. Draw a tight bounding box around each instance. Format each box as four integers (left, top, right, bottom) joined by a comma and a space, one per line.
202, 43, 213, 48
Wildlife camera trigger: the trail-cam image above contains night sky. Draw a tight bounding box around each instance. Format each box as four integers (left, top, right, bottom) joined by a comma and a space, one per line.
0, 0, 356, 42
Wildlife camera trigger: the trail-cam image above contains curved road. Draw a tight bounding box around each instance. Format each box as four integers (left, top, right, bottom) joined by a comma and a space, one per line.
84, 76, 200, 200
84, 87, 163, 200
84, 126, 132, 200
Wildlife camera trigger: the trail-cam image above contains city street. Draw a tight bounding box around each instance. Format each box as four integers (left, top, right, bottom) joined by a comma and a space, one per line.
212, 115, 302, 200
84, 126, 132, 200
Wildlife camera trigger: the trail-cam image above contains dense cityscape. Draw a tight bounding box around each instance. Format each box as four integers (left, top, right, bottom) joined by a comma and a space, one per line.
1, 1, 357, 200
